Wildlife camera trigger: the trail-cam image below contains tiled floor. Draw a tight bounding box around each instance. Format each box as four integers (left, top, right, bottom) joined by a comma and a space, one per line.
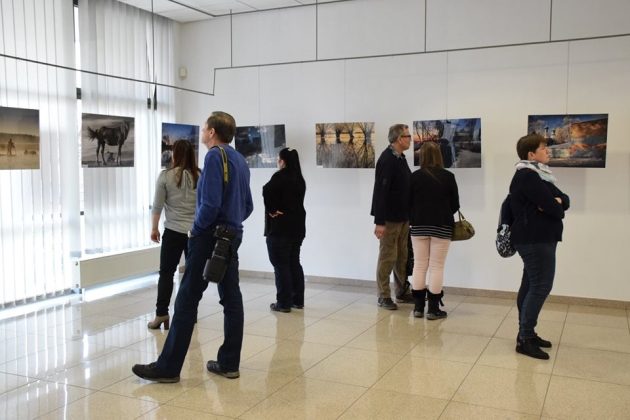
1, 276, 630, 419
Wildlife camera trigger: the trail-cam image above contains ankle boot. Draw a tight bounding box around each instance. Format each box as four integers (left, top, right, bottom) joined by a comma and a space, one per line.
147, 314, 170, 330
411, 289, 426, 318
515, 333, 552, 349
516, 336, 549, 360
426, 290, 447, 320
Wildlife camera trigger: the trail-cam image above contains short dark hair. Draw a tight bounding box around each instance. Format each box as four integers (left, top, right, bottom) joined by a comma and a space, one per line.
388, 124, 408, 144
517, 134, 546, 160
419, 141, 444, 169
206, 111, 236, 143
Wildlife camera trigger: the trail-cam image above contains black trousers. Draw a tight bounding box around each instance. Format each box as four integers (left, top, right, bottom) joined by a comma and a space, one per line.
155, 228, 189, 316
266, 236, 305, 309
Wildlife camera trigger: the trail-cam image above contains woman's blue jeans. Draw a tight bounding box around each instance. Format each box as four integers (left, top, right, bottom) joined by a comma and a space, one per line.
515, 242, 557, 339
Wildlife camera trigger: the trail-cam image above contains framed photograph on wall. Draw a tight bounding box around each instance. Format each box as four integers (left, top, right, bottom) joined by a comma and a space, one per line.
235, 124, 286, 168
412, 118, 482, 168
0, 106, 40, 170
315, 122, 375, 168
81, 113, 135, 168
161, 122, 200, 168
527, 114, 608, 168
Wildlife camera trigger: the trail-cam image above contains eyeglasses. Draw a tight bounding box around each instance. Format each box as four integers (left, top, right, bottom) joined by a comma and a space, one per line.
400, 135, 412, 139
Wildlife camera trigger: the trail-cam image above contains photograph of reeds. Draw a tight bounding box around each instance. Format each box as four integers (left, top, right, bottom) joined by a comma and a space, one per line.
315, 122, 375, 168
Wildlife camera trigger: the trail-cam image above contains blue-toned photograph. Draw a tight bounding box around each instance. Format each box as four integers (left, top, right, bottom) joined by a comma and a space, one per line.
235, 124, 286, 168
412, 118, 482, 168
527, 114, 608, 168
161, 122, 199, 168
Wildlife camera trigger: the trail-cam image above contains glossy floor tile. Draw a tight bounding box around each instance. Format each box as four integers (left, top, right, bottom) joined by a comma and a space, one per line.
453, 365, 550, 415
0, 276, 629, 419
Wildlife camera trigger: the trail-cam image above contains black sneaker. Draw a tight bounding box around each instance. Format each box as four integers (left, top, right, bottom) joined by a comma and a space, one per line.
516, 337, 550, 360
377, 297, 398, 310
270, 303, 291, 313
206, 360, 240, 379
132, 362, 180, 383
292, 304, 304, 309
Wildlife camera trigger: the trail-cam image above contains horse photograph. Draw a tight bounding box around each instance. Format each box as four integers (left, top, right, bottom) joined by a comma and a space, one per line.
0, 106, 40, 170
81, 113, 135, 167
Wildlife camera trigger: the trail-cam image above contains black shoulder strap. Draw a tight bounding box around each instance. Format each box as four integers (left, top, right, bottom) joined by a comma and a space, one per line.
212, 146, 229, 202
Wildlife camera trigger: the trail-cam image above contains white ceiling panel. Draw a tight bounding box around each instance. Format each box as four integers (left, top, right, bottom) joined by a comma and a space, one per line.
115, 0, 350, 22
238, 0, 302, 8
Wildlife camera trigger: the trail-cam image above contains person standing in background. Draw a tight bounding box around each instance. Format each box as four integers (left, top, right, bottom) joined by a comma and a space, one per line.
370, 124, 413, 310
409, 141, 459, 320
264, 148, 307, 313
509, 134, 570, 360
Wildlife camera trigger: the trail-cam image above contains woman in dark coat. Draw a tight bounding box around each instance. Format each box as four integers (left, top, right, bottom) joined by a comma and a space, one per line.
409, 141, 460, 320
263, 148, 306, 313
509, 134, 570, 360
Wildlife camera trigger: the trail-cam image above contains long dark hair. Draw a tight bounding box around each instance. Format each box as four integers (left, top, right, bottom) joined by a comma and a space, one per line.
278, 147, 305, 187
170, 140, 200, 188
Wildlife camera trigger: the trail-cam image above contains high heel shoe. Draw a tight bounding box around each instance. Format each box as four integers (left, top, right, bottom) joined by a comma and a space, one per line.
147, 315, 170, 330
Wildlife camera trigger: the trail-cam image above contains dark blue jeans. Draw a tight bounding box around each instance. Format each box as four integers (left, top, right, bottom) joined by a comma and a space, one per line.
515, 242, 557, 339
156, 228, 189, 316
156, 230, 243, 375
266, 236, 304, 309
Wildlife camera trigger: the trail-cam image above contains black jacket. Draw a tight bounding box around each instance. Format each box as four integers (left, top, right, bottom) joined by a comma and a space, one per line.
509, 169, 570, 244
409, 168, 460, 226
263, 170, 306, 239
370, 147, 411, 225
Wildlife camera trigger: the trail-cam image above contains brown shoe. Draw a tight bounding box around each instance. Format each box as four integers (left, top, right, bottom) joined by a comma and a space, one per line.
147, 315, 170, 330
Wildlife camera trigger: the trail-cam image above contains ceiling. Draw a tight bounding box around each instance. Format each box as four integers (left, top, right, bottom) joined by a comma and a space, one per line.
118, 0, 345, 22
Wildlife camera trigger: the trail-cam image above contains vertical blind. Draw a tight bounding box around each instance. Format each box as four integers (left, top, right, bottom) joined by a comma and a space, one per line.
0, 0, 176, 306
79, 0, 174, 254
0, 0, 79, 306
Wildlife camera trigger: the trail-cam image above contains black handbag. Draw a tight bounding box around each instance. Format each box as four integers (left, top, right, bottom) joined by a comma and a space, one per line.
452, 210, 475, 241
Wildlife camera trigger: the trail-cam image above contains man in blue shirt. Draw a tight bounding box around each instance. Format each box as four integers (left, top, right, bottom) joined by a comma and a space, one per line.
133, 111, 253, 382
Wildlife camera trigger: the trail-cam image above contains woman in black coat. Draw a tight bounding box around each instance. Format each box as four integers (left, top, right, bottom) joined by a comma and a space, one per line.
409, 141, 460, 320
509, 134, 570, 360
263, 148, 307, 313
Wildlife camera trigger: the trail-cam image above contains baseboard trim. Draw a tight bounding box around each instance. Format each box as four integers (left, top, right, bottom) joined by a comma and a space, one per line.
239, 270, 630, 309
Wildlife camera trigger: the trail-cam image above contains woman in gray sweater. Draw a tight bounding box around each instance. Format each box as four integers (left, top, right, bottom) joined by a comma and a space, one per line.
148, 140, 200, 329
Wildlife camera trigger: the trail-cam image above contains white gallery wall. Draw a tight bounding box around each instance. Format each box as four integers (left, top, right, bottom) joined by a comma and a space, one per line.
174, 0, 630, 302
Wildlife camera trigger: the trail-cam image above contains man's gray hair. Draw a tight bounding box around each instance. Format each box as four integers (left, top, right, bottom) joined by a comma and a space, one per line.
388, 124, 408, 144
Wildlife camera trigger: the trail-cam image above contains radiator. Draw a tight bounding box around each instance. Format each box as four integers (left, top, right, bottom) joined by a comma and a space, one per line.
76, 246, 161, 288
